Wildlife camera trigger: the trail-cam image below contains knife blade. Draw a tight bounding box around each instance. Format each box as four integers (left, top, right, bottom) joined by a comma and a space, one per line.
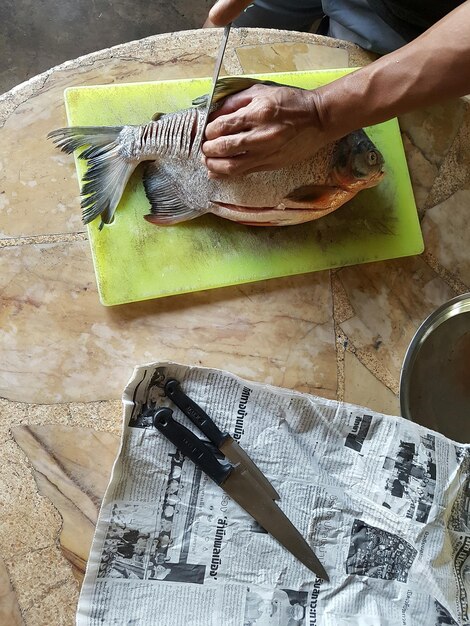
153, 407, 328, 581
218, 461, 329, 580
164, 378, 280, 501
193, 23, 232, 154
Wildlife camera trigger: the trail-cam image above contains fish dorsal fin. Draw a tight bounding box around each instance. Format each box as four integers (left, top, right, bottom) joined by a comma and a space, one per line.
142, 162, 203, 225
151, 112, 164, 121
192, 77, 280, 108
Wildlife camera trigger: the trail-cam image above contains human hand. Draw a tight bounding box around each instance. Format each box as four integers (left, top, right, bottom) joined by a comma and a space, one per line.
202, 83, 330, 177
203, 0, 254, 27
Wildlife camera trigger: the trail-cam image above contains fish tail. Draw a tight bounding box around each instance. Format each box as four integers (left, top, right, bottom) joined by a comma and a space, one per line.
48, 126, 137, 229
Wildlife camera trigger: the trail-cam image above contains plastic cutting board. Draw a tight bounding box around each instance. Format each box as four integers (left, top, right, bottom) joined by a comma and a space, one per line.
64, 70, 424, 306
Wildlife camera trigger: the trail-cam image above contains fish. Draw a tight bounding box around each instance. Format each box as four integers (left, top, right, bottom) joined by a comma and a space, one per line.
48, 77, 385, 230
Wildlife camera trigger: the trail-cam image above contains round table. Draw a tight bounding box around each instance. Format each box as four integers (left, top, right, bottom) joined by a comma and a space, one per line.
1, 28, 469, 625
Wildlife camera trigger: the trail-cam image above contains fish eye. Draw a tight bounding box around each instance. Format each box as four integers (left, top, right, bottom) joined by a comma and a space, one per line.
367, 150, 378, 166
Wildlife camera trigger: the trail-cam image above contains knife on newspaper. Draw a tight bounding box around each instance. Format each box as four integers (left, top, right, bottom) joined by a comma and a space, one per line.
164, 378, 280, 500
193, 23, 232, 154
153, 406, 329, 581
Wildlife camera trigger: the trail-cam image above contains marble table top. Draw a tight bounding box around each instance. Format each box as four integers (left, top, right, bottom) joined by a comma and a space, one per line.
1, 27, 469, 625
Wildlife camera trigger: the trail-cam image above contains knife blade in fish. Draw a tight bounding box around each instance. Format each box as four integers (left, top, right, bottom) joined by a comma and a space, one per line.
193, 23, 232, 154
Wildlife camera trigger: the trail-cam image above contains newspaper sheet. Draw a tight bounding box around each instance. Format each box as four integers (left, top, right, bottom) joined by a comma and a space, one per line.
77, 362, 470, 626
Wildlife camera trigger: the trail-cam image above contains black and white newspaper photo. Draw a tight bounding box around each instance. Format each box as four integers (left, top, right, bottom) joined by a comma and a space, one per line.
76, 362, 470, 625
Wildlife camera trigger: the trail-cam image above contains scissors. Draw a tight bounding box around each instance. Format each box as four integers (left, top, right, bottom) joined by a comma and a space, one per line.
193, 23, 232, 154
153, 378, 329, 580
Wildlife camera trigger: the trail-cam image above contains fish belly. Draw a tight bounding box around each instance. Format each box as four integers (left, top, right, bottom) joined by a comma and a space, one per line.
145, 137, 355, 226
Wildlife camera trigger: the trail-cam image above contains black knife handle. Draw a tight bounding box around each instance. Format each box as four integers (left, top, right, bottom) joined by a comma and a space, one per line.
153, 407, 232, 486
164, 379, 230, 448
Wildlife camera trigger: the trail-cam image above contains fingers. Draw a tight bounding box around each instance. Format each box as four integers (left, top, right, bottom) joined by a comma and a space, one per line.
204, 146, 276, 177
205, 157, 256, 178
205, 92, 258, 134
205, 98, 276, 147
206, 84, 282, 139
209, 0, 254, 26
204, 148, 254, 176
202, 17, 218, 28
204, 125, 270, 159
205, 111, 250, 143
200, 84, 318, 177
203, 134, 248, 158
205, 158, 276, 178
210, 89, 258, 118
203, 120, 285, 176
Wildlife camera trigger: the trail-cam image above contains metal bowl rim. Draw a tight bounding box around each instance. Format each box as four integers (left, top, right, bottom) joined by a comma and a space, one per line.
399, 292, 470, 420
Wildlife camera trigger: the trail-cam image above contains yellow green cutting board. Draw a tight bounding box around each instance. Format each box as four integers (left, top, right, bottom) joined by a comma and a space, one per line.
64, 69, 423, 306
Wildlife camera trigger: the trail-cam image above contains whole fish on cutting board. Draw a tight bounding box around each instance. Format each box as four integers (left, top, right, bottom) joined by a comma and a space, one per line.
48, 77, 385, 230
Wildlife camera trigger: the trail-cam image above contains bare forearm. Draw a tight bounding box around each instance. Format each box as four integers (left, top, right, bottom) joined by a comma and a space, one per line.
315, 1, 470, 140
203, 1, 470, 176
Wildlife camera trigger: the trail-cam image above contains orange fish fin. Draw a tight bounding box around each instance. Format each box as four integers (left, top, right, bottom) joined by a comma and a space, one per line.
143, 163, 204, 225
144, 212, 201, 226
283, 185, 353, 210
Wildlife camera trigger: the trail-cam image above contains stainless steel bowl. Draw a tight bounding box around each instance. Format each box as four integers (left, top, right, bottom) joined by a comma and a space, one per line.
400, 293, 470, 443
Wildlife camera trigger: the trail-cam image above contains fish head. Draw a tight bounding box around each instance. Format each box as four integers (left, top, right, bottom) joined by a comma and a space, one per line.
332, 129, 385, 190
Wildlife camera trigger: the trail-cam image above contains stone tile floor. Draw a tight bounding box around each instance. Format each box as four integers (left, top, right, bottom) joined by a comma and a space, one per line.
0, 0, 212, 93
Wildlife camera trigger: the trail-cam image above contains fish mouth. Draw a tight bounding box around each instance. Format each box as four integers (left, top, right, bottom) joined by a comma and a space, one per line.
363, 168, 386, 187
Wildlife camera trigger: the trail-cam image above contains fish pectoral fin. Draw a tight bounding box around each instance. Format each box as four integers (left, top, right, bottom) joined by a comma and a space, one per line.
143, 163, 203, 225
283, 184, 348, 210
192, 77, 283, 108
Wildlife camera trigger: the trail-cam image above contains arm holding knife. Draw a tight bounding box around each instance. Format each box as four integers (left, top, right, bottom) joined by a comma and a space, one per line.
202, 0, 470, 178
